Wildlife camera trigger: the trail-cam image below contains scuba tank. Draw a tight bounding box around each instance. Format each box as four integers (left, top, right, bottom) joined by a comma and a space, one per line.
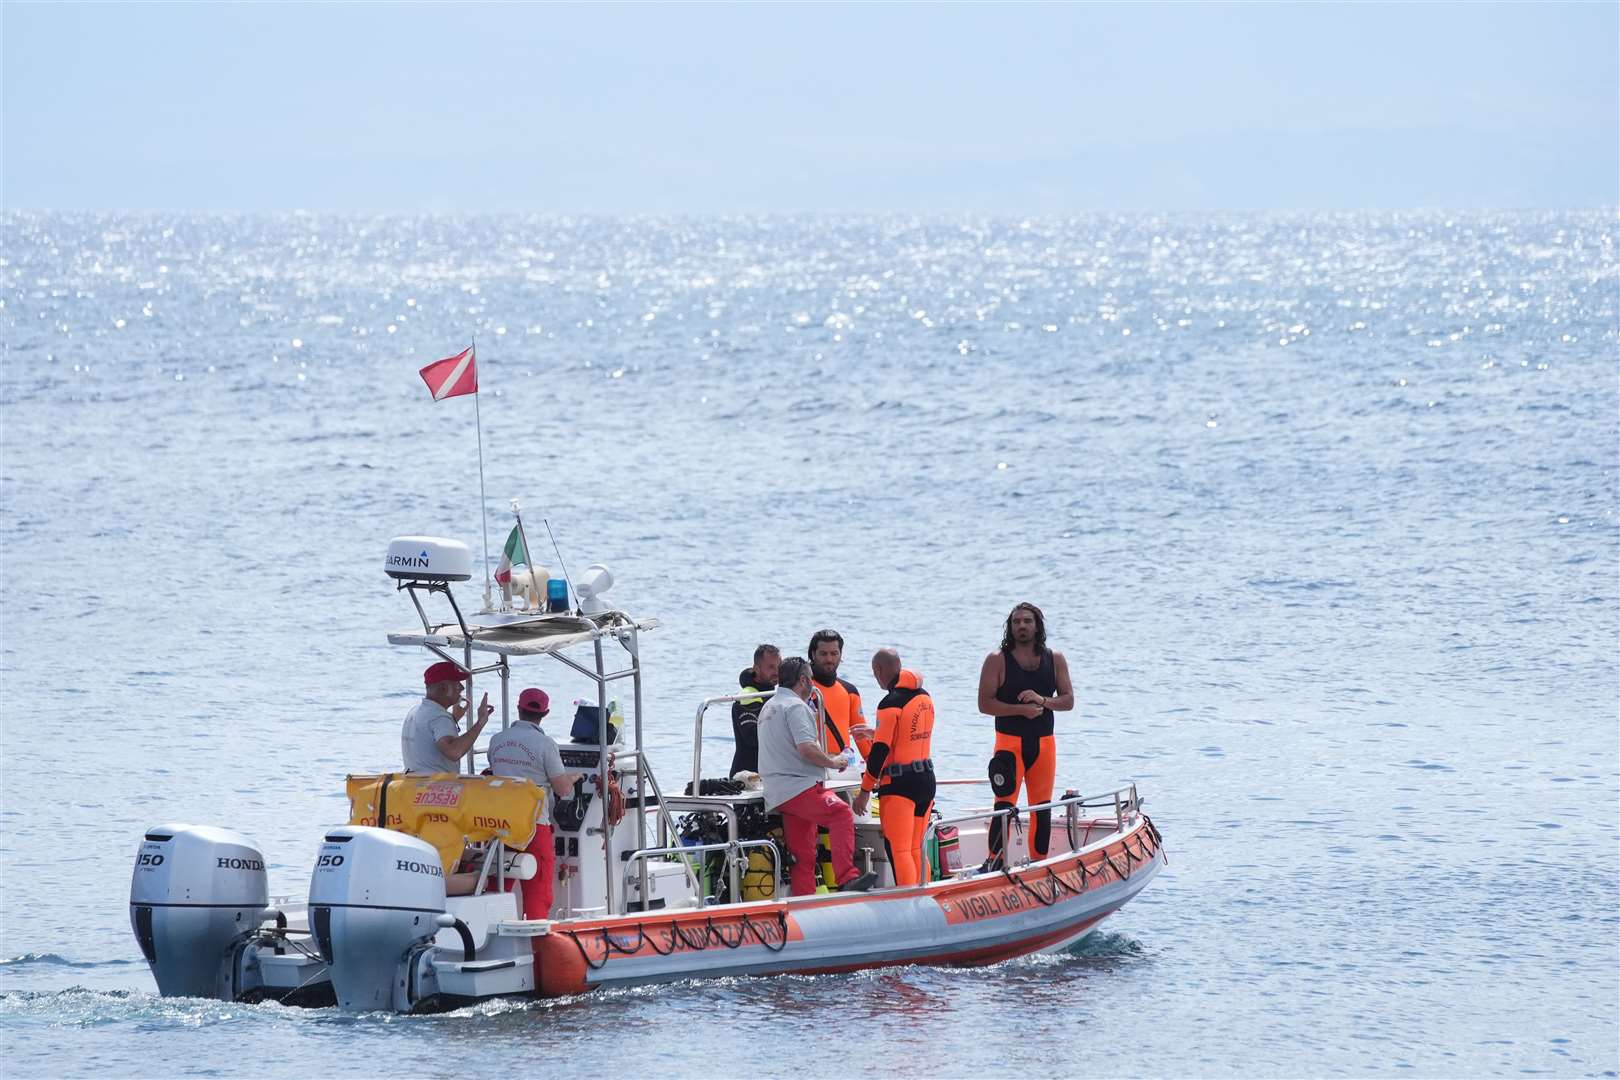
740, 847, 777, 901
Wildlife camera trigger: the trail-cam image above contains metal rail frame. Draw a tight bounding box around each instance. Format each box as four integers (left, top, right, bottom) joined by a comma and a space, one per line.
401, 584, 643, 916
655, 797, 741, 849
623, 839, 781, 908
399, 586, 710, 917
920, 783, 1142, 872
690, 692, 764, 794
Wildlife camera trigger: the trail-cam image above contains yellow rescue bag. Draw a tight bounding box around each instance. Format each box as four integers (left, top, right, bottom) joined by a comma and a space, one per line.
346, 774, 545, 874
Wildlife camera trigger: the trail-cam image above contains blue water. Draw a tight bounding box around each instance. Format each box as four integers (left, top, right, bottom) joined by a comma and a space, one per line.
2, 211, 1616, 1078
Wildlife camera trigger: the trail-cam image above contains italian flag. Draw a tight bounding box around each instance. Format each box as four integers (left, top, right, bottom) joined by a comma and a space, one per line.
494, 525, 527, 586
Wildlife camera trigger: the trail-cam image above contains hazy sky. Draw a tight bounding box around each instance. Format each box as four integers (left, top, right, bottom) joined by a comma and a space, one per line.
4, 2, 1616, 211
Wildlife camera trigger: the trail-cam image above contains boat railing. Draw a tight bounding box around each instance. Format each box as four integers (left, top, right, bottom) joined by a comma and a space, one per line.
624, 758, 707, 912
645, 797, 743, 901
690, 693, 760, 794
394, 578, 646, 916
921, 783, 1142, 871
622, 839, 781, 909
656, 797, 741, 849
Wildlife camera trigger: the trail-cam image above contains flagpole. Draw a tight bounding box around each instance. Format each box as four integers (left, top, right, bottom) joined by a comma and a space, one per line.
471, 337, 492, 612
510, 501, 545, 613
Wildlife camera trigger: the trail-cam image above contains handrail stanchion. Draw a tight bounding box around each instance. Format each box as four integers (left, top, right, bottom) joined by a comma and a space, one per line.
658, 797, 741, 842
594, 636, 615, 915
630, 761, 705, 901
623, 840, 780, 906
690, 692, 772, 795
922, 786, 1143, 875
630, 627, 650, 916
692, 700, 708, 795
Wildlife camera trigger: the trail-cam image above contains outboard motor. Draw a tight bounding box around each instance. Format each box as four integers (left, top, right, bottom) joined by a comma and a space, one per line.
129, 823, 270, 999
308, 826, 447, 1010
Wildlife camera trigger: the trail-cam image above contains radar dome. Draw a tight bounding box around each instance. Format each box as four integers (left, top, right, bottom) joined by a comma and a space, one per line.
384, 536, 472, 581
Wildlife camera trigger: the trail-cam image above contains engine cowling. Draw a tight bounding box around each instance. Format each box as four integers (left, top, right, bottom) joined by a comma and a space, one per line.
308, 826, 447, 1010
129, 823, 270, 999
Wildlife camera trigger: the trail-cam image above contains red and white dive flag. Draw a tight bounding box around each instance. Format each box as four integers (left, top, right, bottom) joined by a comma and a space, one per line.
419, 345, 478, 401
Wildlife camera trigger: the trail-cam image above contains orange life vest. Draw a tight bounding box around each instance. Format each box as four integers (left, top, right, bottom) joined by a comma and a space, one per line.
814, 674, 871, 758
862, 670, 934, 792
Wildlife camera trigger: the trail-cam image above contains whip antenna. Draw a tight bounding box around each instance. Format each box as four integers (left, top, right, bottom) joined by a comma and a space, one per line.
541, 517, 577, 612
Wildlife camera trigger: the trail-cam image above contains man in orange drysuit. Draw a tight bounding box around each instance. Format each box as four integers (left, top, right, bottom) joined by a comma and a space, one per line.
977, 602, 1074, 867
852, 648, 935, 887
808, 628, 873, 762
807, 628, 873, 888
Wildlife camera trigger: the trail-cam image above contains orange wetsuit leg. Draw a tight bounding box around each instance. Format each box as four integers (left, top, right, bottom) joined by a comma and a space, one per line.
878, 770, 937, 887
880, 797, 918, 886
989, 731, 1058, 861
916, 795, 935, 884
988, 731, 1026, 866
1025, 734, 1057, 857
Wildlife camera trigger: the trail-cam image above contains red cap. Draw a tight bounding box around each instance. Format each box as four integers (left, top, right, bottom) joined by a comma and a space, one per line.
517, 688, 550, 716
423, 661, 468, 685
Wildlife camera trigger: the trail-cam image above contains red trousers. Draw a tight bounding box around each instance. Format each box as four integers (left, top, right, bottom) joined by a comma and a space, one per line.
779, 783, 857, 896
519, 824, 556, 921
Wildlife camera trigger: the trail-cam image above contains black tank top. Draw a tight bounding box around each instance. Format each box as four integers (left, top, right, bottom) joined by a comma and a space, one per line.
994, 648, 1056, 737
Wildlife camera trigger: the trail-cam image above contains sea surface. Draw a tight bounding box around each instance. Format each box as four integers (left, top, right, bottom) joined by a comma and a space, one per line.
1, 211, 1616, 1079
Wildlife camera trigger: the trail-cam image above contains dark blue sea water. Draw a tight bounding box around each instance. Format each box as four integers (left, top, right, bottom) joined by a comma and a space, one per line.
2, 211, 1616, 1078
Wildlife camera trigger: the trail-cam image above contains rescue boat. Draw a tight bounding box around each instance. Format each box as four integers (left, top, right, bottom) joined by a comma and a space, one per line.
129, 533, 1165, 1011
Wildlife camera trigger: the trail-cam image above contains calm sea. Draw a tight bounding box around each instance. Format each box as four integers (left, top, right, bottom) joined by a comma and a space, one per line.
1, 211, 1616, 1078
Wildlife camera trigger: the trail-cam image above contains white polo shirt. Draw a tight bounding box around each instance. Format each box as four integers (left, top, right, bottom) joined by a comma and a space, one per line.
401, 698, 459, 774
487, 720, 568, 827
757, 686, 825, 810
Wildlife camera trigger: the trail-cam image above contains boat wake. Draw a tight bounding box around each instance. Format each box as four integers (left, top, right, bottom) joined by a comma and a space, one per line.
1065, 930, 1147, 959
0, 935, 1150, 1030
0, 985, 569, 1028
0, 954, 138, 970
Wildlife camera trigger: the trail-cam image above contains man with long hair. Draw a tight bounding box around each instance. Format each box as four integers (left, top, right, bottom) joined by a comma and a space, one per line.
976, 602, 1075, 866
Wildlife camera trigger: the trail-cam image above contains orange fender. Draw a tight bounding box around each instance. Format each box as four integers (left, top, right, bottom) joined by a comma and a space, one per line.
535, 932, 590, 997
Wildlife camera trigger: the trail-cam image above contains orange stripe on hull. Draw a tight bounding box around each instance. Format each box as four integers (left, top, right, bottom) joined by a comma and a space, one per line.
787, 911, 1111, 976
536, 906, 806, 997
937, 824, 1156, 926
532, 814, 1161, 997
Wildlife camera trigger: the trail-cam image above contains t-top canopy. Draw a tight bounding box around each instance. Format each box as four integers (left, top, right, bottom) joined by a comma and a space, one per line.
388, 609, 657, 657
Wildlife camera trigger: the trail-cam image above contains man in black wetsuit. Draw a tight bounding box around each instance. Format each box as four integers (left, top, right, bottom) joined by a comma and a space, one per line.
976, 602, 1075, 867
730, 644, 780, 777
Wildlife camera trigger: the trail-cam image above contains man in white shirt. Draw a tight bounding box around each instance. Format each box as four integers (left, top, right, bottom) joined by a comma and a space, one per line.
401, 661, 492, 774
487, 688, 581, 920
757, 656, 878, 896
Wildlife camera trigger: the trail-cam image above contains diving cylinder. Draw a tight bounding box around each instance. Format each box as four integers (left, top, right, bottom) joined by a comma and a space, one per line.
129, 823, 270, 999
307, 826, 447, 1010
